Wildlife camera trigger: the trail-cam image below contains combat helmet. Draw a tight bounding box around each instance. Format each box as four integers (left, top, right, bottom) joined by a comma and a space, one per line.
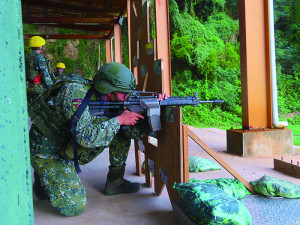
29, 36, 46, 48
56, 62, 66, 69
93, 62, 136, 94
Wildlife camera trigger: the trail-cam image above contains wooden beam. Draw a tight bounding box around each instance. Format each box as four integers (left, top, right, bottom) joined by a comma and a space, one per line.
105, 0, 111, 9
182, 125, 189, 182
22, 17, 115, 24
134, 140, 142, 176
274, 158, 300, 178
105, 38, 112, 62
155, 0, 172, 95
23, 34, 108, 39
22, 0, 120, 16
127, 0, 132, 70
238, 0, 272, 129
188, 128, 256, 194
114, 23, 122, 63
27, 24, 112, 33
22, 4, 31, 17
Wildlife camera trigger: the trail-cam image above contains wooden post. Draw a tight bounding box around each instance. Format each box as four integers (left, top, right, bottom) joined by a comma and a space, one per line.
114, 23, 122, 63
238, 0, 272, 129
105, 38, 112, 63
155, 0, 171, 95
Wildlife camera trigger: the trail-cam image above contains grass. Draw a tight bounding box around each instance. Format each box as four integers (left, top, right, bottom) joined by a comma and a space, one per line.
288, 125, 300, 146
197, 124, 300, 146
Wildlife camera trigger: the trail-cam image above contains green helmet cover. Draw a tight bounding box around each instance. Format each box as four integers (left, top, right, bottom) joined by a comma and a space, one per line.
93, 62, 136, 94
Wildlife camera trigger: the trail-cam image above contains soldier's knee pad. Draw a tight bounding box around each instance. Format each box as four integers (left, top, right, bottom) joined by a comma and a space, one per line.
50, 188, 87, 216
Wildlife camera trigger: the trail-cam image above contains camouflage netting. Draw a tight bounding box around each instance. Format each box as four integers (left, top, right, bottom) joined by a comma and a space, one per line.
250, 175, 300, 198
189, 155, 221, 172
173, 182, 252, 225
190, 178, 252, 200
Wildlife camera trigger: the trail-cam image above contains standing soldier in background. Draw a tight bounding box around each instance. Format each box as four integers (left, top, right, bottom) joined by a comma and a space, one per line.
25, 36, 53, 104
53, 62, 67, 82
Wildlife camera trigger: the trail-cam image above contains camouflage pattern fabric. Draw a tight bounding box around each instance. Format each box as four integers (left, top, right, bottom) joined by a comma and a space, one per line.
189, 155, 221, 172
249, 175, 300, 198
30, 81, 150, 216
190, 178, 252, 200
53, 70, 67, 82
173, 182, 252, 225
28, 51, 53, 88
26, 82, 44, 105
26, 51, 53, 104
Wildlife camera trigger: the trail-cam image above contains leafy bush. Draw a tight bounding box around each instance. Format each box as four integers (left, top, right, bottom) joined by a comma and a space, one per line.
170, 0, 299, 128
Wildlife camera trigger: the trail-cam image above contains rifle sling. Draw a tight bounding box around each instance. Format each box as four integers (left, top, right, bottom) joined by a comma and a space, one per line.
70, 86, 94, 174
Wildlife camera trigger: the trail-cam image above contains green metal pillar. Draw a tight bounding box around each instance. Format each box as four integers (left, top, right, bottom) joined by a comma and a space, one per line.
0, 1, 34, 224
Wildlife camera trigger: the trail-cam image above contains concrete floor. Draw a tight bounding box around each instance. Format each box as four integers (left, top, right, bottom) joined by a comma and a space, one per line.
32, 127, 300, 225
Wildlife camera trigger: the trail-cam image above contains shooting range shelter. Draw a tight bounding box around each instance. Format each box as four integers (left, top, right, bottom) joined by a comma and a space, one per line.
0, 0, 295, 224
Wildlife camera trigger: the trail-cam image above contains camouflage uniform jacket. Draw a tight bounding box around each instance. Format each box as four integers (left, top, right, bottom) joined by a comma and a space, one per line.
54, 82, 120, 151
27, 51, 53, 88
53, 70, 67, 83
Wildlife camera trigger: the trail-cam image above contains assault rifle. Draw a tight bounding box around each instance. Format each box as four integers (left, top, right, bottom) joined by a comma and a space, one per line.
89, 91, 224, 132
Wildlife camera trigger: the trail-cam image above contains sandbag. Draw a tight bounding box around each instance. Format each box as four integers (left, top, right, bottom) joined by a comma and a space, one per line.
190, 178, 252, 200
189, 155, 221, 172
250, 175, 300, 198
173, 182, 252, 225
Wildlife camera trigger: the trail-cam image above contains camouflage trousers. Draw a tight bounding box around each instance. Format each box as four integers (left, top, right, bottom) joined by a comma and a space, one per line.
30, 120, 150, 216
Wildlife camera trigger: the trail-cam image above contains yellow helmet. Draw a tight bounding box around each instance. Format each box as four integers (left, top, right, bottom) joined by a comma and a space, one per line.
56, 63, 66, 69
29, 36, 46, 48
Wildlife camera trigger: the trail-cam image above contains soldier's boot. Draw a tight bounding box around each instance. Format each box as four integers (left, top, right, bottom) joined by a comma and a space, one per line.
104, 164, 141, 196
33, 172, 48, 200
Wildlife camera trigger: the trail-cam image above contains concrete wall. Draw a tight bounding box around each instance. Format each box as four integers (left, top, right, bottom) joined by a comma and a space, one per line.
0, 0, 34, 224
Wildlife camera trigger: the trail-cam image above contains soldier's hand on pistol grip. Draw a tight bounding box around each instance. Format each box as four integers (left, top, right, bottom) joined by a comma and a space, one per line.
116, 110, 144, 126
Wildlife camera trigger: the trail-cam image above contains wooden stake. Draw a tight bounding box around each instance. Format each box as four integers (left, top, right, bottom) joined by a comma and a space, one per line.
188, 128, 256, 194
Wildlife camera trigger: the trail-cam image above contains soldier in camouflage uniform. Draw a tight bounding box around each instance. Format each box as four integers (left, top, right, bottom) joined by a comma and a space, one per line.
53, 62, 67, 82
25, 36, 53, 104
29, 62, 161, 216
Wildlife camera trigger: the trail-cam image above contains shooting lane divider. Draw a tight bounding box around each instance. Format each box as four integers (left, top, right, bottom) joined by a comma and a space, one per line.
187, 127, 256, 194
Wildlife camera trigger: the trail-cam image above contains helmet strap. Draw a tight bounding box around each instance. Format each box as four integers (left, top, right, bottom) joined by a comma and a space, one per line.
97, 94, 106, 104
113, 92, 118, 101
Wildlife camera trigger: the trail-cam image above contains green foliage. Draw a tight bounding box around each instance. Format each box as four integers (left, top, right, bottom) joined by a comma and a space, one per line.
288, 125, 300, 146
149, 0, 156, 40
170, 0, 241, 128
172, 70, 242, 127
121, 18, 129, 68
170, 0, 299, 131
277, 67, 300, 114
46, 39, 99, 79
23, 25, 104, 79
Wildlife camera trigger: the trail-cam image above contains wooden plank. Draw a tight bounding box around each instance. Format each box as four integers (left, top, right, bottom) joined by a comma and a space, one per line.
22, 17, 115, 24
238, 0, 272, 128
127, 0, 132, 70
134, 140, 142, 176
145, 155, 153, 188
105, 38, 112, 62
23, 24, 112, 33
274, 158, 300, 178
144, 138, 157, 188
156, 107, 182, 201
188, 128, 256, 194
155, 0, 171, 95
23, 34, 108, 39
114, 23, 122, 63
182, 125, 189, 182
22, 0, 120, 16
